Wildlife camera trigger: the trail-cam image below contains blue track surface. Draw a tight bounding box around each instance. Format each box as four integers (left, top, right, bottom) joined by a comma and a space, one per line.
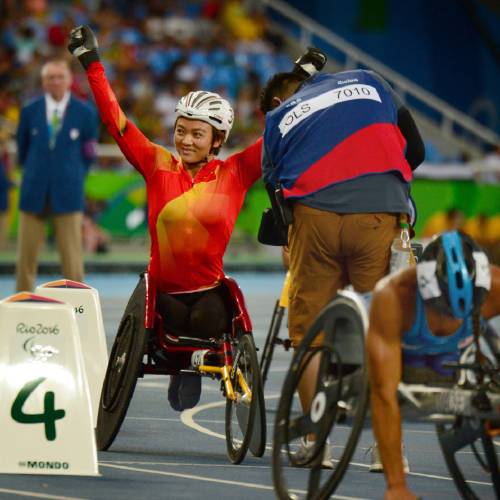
0, 273, 497, 500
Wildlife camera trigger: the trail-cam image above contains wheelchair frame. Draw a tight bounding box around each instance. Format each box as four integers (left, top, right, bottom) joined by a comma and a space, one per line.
271, 290, 500, 500
96, 272, 266, 464
260, 271, 291, 386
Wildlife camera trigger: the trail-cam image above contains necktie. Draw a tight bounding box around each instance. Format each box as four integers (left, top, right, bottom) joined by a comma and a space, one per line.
49, 109, 61, 149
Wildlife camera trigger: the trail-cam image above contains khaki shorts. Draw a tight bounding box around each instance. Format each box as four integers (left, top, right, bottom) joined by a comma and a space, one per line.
288, 204, 398, 348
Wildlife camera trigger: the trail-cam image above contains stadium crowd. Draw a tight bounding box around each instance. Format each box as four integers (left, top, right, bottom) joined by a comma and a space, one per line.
0, 0, 289, 152
0, 0, 498, 259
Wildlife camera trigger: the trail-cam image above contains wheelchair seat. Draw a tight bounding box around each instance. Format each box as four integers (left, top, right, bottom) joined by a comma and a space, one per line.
141, 274, 253, 375
145, 274, 252, 336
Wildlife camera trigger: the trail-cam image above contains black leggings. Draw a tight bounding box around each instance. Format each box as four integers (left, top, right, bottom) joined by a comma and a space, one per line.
156, 286, 230, 340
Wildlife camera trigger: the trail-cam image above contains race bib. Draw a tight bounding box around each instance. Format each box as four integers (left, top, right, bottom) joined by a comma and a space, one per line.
278, 84, 382, 137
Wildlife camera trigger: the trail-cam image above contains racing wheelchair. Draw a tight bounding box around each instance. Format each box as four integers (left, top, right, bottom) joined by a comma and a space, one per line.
96, 273, 266, 464
272, 290, 500, 500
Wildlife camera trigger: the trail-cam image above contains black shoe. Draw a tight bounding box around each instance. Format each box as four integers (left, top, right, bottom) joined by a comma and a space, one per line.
168, 374, 201, 411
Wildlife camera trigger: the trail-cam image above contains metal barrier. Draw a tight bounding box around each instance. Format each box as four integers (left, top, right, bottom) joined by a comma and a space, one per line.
259, 0, 500, 152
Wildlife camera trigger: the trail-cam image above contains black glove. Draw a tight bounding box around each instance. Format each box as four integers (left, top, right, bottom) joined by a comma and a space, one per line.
68, 25, 100, 70
293, 47, 327, 78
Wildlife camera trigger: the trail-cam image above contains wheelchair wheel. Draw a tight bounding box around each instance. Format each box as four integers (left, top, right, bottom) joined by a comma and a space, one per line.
225, 334, 265, 464
437, 417, 500, 500
272, 292, 369, 500
261, 271, 290, 387
96, 277, 147, 451
260, 300, 285, 386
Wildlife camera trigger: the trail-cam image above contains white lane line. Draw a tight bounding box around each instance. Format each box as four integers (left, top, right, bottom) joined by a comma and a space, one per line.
181, 400, 227, 440
0, 489, 85, 500
403, 429, 436, 434
180, 400, 493, 487
128, 416, 278, 427
406, 471, 491, 486
330, 457, 491, 486
99, 463, 368, 500
128, 416, 225, 424
100, 462, 275, 491
100, 461, 272, 468
98, 459, 492, 487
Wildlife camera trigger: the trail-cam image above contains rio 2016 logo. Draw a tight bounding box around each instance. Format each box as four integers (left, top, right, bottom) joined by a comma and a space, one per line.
11, 378, 65, 441
16, 323, 59, 335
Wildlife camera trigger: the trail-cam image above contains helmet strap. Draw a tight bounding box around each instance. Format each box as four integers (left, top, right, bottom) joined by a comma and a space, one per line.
209, 128, 224, 155
472, 312, 486, 384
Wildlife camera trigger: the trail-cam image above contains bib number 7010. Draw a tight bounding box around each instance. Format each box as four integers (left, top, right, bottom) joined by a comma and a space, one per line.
11, 377, 66, 441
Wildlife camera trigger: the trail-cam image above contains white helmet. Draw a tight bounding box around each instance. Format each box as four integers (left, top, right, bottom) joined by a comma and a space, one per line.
175, 91, 234, 143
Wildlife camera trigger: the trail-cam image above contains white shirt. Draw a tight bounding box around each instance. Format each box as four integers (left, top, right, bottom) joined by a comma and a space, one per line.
45, 92, 71, 124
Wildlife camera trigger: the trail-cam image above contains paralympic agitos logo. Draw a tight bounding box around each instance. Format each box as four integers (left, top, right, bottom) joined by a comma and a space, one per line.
16, 323, 60, 335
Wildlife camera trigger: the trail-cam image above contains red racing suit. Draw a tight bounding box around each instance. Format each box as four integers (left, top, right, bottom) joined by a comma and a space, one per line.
86, 62, 262, 293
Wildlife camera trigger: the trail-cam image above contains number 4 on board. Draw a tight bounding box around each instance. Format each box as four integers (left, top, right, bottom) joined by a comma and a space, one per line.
11, 377, 66, 441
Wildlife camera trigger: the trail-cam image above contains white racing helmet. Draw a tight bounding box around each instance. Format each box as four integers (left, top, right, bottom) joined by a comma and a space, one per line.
175, 91, 234, 143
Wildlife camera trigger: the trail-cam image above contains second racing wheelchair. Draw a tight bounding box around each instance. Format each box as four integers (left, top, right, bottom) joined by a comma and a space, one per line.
272, 290, 500, 500
96, 273, 266, 464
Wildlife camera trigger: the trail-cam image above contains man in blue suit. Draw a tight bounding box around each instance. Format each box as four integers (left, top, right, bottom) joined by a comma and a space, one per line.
16, 59, 98, 291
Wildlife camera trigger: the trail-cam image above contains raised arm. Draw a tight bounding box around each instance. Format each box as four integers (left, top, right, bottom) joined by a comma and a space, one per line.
68, 25, 172, 180
366, 280, 418, 500
229, 137, 263, 189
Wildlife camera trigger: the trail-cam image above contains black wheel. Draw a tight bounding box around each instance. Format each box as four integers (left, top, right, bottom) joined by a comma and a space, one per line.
260, 300, 285, 386
437, 417, 500, 500
225, 334, 265, 463
96, 276, 147, 451
272, 292, 369, 500
250, 336, 267, 458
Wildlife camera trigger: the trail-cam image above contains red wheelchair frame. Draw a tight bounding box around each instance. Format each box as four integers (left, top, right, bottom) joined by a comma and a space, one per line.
96, 272, 266, 464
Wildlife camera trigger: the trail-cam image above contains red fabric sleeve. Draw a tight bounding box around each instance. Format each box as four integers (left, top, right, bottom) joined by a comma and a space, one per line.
228, 137, 263, 189
86, 62, 172, 179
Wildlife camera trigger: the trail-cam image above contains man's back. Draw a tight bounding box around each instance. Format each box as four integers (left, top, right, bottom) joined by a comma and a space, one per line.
263, 70, 412, 202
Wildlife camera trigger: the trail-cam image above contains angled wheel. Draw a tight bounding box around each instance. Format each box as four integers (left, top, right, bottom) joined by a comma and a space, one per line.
272, 291, 370, 500
260, 271, 290, 387
260, 300, 285, 386
250, 336, 267, 458
96, 276, 147, 451
437, 417, 500, 500
225, 334, 266, 463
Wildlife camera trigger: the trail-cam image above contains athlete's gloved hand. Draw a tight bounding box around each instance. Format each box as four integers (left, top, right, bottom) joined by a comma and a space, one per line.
293, 47, 327, 77
68, 25, 100, 70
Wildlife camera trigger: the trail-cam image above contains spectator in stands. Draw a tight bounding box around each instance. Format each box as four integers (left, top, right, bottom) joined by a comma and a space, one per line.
15, 59, 98, 291
421, 207, 465, 239
464, 213, 500, 265
1, 0, 289, 154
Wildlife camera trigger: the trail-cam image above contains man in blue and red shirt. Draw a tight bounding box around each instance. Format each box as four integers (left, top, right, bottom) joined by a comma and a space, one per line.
260, 49, 425, 462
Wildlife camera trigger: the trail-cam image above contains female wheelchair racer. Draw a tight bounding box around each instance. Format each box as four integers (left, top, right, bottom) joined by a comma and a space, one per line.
68, 25, 267, 463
